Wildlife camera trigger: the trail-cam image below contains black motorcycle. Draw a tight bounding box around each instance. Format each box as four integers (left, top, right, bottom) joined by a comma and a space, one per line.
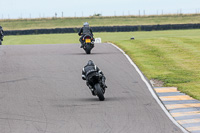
81, 35, 94, 54
88, 73, 105, 101
0, 37, 3, 45
0, 28, 4, 45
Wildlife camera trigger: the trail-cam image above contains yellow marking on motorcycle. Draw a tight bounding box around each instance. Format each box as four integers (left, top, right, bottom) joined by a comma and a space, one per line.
85, 39, 91, 43
186, 126, 200, 131
154, 87, 178, 93
160, 95, 194, 101
166, 103, 200, 110
171, 111, 200, 117
178, 119, 200, 124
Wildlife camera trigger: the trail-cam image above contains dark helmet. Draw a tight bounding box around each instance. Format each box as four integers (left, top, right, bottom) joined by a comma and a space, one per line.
83, 22, 89, 27
87, 60, 94, 66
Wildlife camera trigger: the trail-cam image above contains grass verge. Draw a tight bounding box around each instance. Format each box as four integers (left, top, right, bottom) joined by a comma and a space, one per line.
3, 29, 200, 100
1, 14, 200, 30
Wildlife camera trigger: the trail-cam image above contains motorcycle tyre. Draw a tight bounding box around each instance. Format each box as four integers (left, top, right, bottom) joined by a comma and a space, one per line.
94, 83, 105, 101
84, 44, 92, 54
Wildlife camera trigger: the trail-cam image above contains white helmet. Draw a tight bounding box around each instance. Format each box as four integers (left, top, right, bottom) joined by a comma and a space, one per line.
83, 22, 89, 26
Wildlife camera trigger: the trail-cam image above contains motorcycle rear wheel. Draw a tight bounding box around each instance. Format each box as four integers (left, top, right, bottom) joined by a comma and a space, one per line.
84, 44, 92, 54
94, 83, 105, 101
85, 49, 91, 54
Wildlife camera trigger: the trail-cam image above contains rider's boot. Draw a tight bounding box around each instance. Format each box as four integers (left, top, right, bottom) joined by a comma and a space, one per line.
101, 76, 107, 89
79, 38, 84, 48
90, 87, 96, 96
87, 83, 96, 96
80, 43, 83, 48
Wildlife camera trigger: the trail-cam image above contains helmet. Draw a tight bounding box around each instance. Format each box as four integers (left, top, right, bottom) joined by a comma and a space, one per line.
87, 60, 94, 66
83, 22, 89, 27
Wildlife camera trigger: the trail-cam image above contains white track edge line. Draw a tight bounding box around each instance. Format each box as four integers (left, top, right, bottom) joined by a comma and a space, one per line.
109, 43, 188, 133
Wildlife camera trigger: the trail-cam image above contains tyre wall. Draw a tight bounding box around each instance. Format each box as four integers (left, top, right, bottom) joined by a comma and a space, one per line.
4, 24, 200, 35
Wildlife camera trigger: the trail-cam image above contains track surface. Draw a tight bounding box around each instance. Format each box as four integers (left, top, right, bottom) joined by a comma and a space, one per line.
0, 43, 183, 133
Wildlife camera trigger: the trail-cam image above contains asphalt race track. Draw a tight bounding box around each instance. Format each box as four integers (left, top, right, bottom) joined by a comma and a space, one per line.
0, 43, 183, 133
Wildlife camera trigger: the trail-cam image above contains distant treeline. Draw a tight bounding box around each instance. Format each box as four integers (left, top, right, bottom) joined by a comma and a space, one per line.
4, 23, 200, 35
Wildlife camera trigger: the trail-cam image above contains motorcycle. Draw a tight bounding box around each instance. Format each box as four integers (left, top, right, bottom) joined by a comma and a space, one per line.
0, 39, 3, 45
0, 38, 3, 45
0, 29, 3, 45
81, 35, 94, 54
88, 73, 105, 101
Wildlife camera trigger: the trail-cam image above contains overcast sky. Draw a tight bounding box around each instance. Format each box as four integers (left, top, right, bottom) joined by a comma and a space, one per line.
1, 0, 200, 19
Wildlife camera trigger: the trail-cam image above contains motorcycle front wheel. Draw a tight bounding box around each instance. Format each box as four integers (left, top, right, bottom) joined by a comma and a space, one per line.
94, 83, 105, 101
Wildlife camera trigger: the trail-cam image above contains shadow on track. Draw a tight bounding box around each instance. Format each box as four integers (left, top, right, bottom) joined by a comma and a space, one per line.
63, 52, 120, 56
70, 96, 128, 102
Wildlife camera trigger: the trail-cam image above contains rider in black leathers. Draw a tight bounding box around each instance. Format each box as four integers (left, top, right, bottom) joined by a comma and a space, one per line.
82, 60, 107, 95
78, 22, 94, 48
0, 26, 4, 42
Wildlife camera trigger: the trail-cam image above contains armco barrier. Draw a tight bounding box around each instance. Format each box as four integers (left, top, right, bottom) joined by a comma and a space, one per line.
4, 23, 200, 35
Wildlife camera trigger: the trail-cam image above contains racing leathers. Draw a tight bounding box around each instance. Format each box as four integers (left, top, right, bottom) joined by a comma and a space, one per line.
0, 26, 4, 41
82, 61, 107, 95
78, 22, 94, 48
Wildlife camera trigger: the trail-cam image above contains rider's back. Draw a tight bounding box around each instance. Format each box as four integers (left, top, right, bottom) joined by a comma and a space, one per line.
82, 26, 91, 35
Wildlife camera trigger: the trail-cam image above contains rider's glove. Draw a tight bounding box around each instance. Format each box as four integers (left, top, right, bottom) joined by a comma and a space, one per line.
98, 71, 103, 77
82, 75, 86, 80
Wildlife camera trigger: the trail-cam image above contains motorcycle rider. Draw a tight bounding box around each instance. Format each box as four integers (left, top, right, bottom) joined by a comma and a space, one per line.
0, 26, 4, 43
82, 60, 107, 95
78, 22, 94, 48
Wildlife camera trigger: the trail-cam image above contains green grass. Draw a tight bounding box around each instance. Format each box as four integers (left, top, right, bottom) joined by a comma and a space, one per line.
3, 34, 80, 45
3, 29, 200, 100
113, 30, 200, 100
1, 14, 200, 30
